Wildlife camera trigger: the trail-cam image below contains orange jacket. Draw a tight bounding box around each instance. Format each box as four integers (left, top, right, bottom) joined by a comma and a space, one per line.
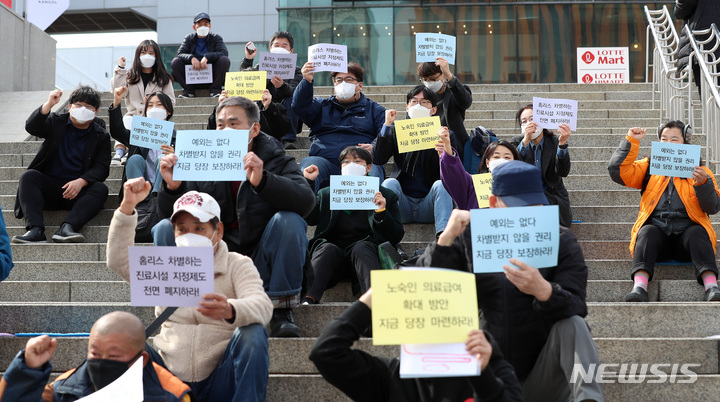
608, 135, 720, 255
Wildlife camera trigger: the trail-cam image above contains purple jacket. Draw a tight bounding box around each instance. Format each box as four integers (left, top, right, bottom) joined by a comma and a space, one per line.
440, 148, 479, 210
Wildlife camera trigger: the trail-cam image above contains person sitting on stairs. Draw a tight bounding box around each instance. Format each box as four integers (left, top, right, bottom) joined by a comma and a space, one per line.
609, 122, 720, 302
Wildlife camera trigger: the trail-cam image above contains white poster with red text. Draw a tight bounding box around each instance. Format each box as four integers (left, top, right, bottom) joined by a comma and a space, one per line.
577, 47, 629, 84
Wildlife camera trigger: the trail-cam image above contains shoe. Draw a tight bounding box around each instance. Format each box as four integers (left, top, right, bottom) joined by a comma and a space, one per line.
704, 286, 720, 301
396, 245, 409, 261
111, 155, 122, 166
282, 140, 297, 150
12, 227, 46, 244
178, 92, 195, 98
270, 308, 301, 337
624, 287, 649, 302
121, 155, 127, 165
378, 241, 403, 269
301, 296, 318, 305
51, 223, 85, 243
210, 92, 221, 98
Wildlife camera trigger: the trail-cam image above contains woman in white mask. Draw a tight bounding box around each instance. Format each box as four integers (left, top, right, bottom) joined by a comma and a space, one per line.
438, 132, 520, 210
109, 90, 176, 241
510, 104, 573, 227
110, 39, 175, 166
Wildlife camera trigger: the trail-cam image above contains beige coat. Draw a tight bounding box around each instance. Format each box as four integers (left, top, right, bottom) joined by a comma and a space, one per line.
106, 209, 273, 382
110, 66, 176, 117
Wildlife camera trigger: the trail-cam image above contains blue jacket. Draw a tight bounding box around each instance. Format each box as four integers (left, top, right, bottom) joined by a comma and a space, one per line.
0, 351, 192, 402
0, 206, 12, 281
292, 79, 385, 167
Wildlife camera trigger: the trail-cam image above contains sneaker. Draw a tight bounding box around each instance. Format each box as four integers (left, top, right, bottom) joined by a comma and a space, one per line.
11, 227, 46, 244
282, 140, 297, 150
269, 308, 301, 337
624, 287, 649, 302
395, 245, 409, 261
51, 223, 85, 243
704, 286, 720, 301
178, 92, 195, 98
210, 92, 221, 98
111, 155, 122, 166
121, 155, 128, 165
301, 296, 318, 305
378, 241, 403, 270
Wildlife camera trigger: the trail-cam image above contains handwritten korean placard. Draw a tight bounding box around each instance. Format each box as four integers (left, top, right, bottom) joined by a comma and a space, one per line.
532, 97, 578, 131
400, 342, 479, 378
128, 246, 214, 307
416, 33, 456, 64
173, 130, 249, 181
649, 141, 701, 179
185, 64, 213, 84
258, 51, 298, 80
371, 269, 478, 345
129, 116, 174, 150
470, 205, 559, 273
308, 43, 347, 73
224, 71, 266, 100
329, 175, 379, 210
395, 116, 442, 153
471, 173, 493, 209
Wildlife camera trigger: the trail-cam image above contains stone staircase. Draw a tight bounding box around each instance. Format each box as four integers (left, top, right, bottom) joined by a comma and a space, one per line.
1, 83, 719, 401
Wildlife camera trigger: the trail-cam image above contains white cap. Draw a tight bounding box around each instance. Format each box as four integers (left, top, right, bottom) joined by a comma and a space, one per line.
170, 191, 221, 223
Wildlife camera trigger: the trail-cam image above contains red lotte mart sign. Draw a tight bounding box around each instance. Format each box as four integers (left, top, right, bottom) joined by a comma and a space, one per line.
576, 47, 629, 84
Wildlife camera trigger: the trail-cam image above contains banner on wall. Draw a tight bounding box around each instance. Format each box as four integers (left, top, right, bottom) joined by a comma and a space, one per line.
577, 47, 629, 84
27, 0, 69, 31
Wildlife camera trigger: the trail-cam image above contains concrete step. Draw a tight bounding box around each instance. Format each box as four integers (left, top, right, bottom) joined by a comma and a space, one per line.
5, 262, 124, 281
4, 209, 115, 228
0, 179, 122, 195
0, 194, 120, 211
587, 260, 700, 281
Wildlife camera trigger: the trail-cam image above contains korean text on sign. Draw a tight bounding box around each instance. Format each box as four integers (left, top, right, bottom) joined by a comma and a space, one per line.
128, 246, 214, 307
129, 115, 174, 150
185, 64, 213, 84
173, 129, 249, 181
370, 268, 478, 345
395, 116, 442, 153
308, 43, 348, 73
415, 33, 456, 65
470, 205, 559, 273
257, 51, 298, 80
649, 141, 701, 179
224, 71, 266, 100
532, 97, 578, 131
472, 173, 493, 209
329, 175, 379, 210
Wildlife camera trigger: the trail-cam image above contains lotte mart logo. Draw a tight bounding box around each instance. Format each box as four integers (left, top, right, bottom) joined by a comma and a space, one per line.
581, 51, 595, 64
582, 74, 593, 84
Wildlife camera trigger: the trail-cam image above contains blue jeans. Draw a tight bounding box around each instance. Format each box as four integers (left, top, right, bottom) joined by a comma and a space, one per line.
125, 154, 162, 193
151, 211, 306, 299
381, 178, 452, 234
300, 156, 385, 193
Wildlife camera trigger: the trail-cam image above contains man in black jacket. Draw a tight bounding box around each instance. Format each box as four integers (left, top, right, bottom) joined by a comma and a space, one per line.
154, 96, 316, 338
309, 288, 524, 402
675, 0, 720, 93
418, 161, 603, 402
13, 86, 110, 244
170, 12, 231, 98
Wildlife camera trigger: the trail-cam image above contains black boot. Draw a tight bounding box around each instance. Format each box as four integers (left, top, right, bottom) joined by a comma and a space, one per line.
12, 227, 46, 244
270, 308, 301, 337
52, 223, 85, 243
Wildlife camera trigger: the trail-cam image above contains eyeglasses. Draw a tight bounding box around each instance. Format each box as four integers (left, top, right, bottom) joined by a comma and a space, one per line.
333, 76, 359, 84
520, 116, 534, 125
419, 74, 443, 83
408, 99, 432, 107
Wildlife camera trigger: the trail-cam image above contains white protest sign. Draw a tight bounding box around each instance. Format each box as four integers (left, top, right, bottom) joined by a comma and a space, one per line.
400, 343, 480, 378
128, 246, 214, 307
308, 43, 348, 73
76, 356, 143, 402
185, 64, 213, 84
329, 175, 379, 210
532, 97, 579, 131
470, 206, 560, 273
649, 141, 702, 179
258, 52, 298, 80
129, 116, 174, 150
416, 33, 457, 65
173, 130, 249, 181
577, 47, 629, 84
27, 0, 69, 31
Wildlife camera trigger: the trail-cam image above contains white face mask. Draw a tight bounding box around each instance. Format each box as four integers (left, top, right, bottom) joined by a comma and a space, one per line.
270, 47, 291, 54
70, 106, 95, 124
521, 123, 543, 140
407, 103, 432, 119
422, 79, 444, 93
196, 26, 210, 37
335, 82, 357, 100
146, 107, 167, 120
176, 231, 216, 248
488, 158, 510, 173
139, 54, 156, 68
341, 162, 367, 176
123, 116, 134, 130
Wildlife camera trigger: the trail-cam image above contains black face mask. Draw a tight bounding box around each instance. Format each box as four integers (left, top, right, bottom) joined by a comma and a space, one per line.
86, 350, 143, 390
